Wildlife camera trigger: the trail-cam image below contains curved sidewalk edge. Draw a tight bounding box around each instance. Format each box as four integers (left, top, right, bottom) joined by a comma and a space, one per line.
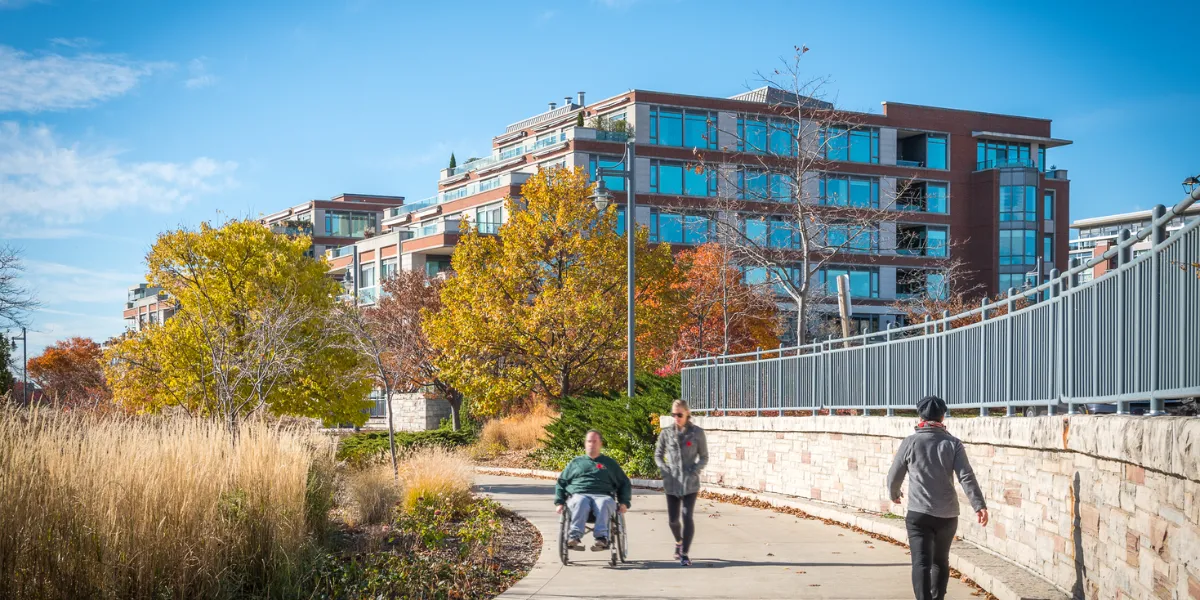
475, 467, 1068, 600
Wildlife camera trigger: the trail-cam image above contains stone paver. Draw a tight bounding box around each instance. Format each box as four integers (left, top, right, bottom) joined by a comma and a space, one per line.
478, 474, 977, 599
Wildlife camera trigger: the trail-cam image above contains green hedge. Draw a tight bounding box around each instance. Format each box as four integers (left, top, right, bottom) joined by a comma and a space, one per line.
336, 427, 475, 467
535, 374, 678, 478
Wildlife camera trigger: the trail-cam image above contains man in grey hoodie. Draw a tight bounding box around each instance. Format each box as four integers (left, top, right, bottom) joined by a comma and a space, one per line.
887, 395, 989, 600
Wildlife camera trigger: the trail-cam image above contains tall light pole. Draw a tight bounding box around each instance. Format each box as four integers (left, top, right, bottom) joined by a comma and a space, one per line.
11, 327, 27, 405
588, 138, 637, 398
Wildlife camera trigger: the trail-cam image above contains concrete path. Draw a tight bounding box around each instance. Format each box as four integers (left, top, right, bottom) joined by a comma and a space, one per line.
477, 474, 977, 600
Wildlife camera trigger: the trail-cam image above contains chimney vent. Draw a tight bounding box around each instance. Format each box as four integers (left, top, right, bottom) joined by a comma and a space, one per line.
548, 101, 557, 111
577, 91, 586, 106
565, 96, 573, 107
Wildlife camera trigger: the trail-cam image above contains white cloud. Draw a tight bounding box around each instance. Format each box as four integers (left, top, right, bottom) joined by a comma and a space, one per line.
23, 260, 141, 306
537, 9, 558, 22
184, 57, 216, 89
0, 121, 237, 230
0, 44, 168, 112
49, 37, 95, 49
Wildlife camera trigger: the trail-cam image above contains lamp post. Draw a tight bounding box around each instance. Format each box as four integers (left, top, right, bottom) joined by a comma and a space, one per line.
588, 138, 637, 398
1184, 175, 1200, 194
10, 327, 27, 405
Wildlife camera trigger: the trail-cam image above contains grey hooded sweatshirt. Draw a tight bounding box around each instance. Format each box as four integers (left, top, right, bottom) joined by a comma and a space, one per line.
886, 425, 987, 519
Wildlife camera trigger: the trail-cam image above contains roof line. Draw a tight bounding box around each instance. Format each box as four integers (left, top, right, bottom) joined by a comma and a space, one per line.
883, 101, 1053, 123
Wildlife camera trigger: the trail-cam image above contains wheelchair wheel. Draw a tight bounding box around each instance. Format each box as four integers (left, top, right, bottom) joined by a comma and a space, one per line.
558, 508, 571, 566
609, 510, 619, 566
616, 512, 628, 563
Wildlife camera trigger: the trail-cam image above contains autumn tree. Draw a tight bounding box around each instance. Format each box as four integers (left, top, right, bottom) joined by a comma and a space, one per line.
425, 167, 683, 417
27, 337, 110, 408
665, 242, 780, 372
375, 271, 465, 429
105, 219, 373, 431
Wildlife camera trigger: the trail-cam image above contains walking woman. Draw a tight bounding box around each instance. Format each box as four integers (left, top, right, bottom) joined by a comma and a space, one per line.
887, 395, 989, 600
654, 399, 708, 566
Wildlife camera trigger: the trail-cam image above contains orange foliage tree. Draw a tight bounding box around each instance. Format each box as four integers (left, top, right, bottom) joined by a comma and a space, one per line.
27, 336, 111, 408
662, 242, 780, 373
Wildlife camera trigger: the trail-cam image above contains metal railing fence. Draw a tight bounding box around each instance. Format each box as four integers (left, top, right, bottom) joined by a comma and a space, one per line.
682, 187, 1200, 416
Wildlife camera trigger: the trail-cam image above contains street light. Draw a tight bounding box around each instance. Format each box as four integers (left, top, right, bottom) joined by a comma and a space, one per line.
10, 327, 26, 405
587, 138, 637, 398
1183, 175, 1200, 194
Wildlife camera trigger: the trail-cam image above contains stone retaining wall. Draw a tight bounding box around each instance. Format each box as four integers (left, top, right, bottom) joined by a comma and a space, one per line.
678, 415, 1200, 600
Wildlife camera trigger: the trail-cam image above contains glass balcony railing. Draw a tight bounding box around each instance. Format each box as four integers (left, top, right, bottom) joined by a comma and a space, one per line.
448, 132, 567, 177
976, 158, 1037, 170
330, 245, 355, 259
595, 130, 630, 142
895, 159, 923, 168
358, 287, 378, 305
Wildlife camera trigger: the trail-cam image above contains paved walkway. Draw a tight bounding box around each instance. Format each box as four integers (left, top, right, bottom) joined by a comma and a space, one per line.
477, 474, 977, 600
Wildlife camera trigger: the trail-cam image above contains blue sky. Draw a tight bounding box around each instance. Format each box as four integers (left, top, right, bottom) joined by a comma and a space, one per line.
1, 0, 1197, 356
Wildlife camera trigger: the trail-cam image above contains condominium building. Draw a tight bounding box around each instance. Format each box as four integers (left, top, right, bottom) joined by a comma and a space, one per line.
123, 283, 177, 331
328, 87, 1071, 338
1069, 205, 1200, 285
260, 193, 406, 258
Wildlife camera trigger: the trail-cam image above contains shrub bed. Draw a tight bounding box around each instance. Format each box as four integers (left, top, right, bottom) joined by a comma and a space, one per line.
535, 374, 678, 479
336, 426, 475, 467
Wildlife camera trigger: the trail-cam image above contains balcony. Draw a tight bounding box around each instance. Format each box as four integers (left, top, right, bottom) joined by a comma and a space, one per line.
976, 158, 1037, 171
447, 131, 567, 177
386, 172, 532, 221
329, 245, 355, 259
358, 287, 378, 305
896, 225, 949, 257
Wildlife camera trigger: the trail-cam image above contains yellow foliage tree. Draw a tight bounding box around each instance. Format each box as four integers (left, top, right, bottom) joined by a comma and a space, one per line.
425, 167, 683, 417
104, 219, 373, 429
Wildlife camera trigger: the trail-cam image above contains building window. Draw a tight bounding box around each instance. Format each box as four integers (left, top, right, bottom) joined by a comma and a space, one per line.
1000, 185, 1038, 221
926, 134, 948, 169
898, 225, 948, 257
826, 223, 878, 254
820, 175, 879, 208
649, 106, 717, 149
478, 176, 501, 193
999, 229, 1038, 265
738, 169, 794, 202
325, 211, 377, 238
1038, 146, 1047, 170
1043, 234, 1054, 262
822, 126, 879, 163
819, 267, 880, 298
999, 273, 1028, 292
380, 258, 398, 282
649, 160, 717, 197
589, 155, 625, 192
477, 204, 503, 234
977, 139, 1032, 170
1043, 189, 1055, 220
359, 263, 376, 289
648, 210, 713, 245
896, 181, 948, 213
738, 116, 797, 156
425, 257, 452, 278
743, 217, 797, 250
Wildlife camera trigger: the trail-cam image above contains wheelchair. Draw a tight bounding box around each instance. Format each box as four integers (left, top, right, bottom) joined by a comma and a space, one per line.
557, 493, 628, 566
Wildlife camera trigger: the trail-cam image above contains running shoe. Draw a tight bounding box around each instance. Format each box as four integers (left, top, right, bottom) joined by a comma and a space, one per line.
591, 537, 610, 551
681, 554, 691, 567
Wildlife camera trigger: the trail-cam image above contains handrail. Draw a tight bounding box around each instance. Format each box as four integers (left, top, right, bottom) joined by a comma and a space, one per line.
683, 186, 1200, 367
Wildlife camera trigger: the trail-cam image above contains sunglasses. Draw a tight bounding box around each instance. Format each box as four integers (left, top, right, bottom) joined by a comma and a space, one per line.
672, 412, 686, 418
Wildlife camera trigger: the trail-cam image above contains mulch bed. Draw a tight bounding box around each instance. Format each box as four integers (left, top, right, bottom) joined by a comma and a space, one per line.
492, 506, 541, 584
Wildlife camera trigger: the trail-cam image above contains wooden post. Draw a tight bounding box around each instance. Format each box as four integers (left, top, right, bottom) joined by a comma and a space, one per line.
836, 274, 852, 348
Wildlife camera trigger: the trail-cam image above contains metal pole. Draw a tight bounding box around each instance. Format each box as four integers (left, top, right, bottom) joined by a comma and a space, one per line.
885, 323, 894, 416
1049, 269, 1060, 416
1148, 205, 1167, 416
941, 310, 950, 411
1005, 288, 1016, 417
1115, 228, 1130, 415
21, 326, 27, 405
626, 140, 637, 399
979, 297, 989, 418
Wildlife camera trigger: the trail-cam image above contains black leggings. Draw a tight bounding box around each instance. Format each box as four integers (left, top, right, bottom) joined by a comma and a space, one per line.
905, 511, 958, 600
665, 493, 698, 554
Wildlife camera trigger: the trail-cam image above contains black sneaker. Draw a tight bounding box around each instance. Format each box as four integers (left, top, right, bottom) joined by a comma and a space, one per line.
591, 537, 610, 551
673, 543, 682, 560
680, 554, 691, 567
567, 537, 584, 551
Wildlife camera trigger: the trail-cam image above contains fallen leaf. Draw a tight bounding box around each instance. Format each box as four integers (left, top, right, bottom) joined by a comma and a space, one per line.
767, 553, 774, 556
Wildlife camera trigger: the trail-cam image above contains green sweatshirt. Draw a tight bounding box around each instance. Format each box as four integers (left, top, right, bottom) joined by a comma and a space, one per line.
554, 454, 632, 507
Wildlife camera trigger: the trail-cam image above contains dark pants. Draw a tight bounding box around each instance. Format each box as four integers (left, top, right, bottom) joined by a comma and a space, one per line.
905, 511, 958, 600
665, 493, 698, 554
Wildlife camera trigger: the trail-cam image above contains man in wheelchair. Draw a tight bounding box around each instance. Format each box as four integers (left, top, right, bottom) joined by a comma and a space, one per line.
553, 429, 632, 551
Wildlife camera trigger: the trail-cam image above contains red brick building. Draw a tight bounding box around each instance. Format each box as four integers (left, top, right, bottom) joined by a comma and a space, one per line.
328, 87, 1071, 337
